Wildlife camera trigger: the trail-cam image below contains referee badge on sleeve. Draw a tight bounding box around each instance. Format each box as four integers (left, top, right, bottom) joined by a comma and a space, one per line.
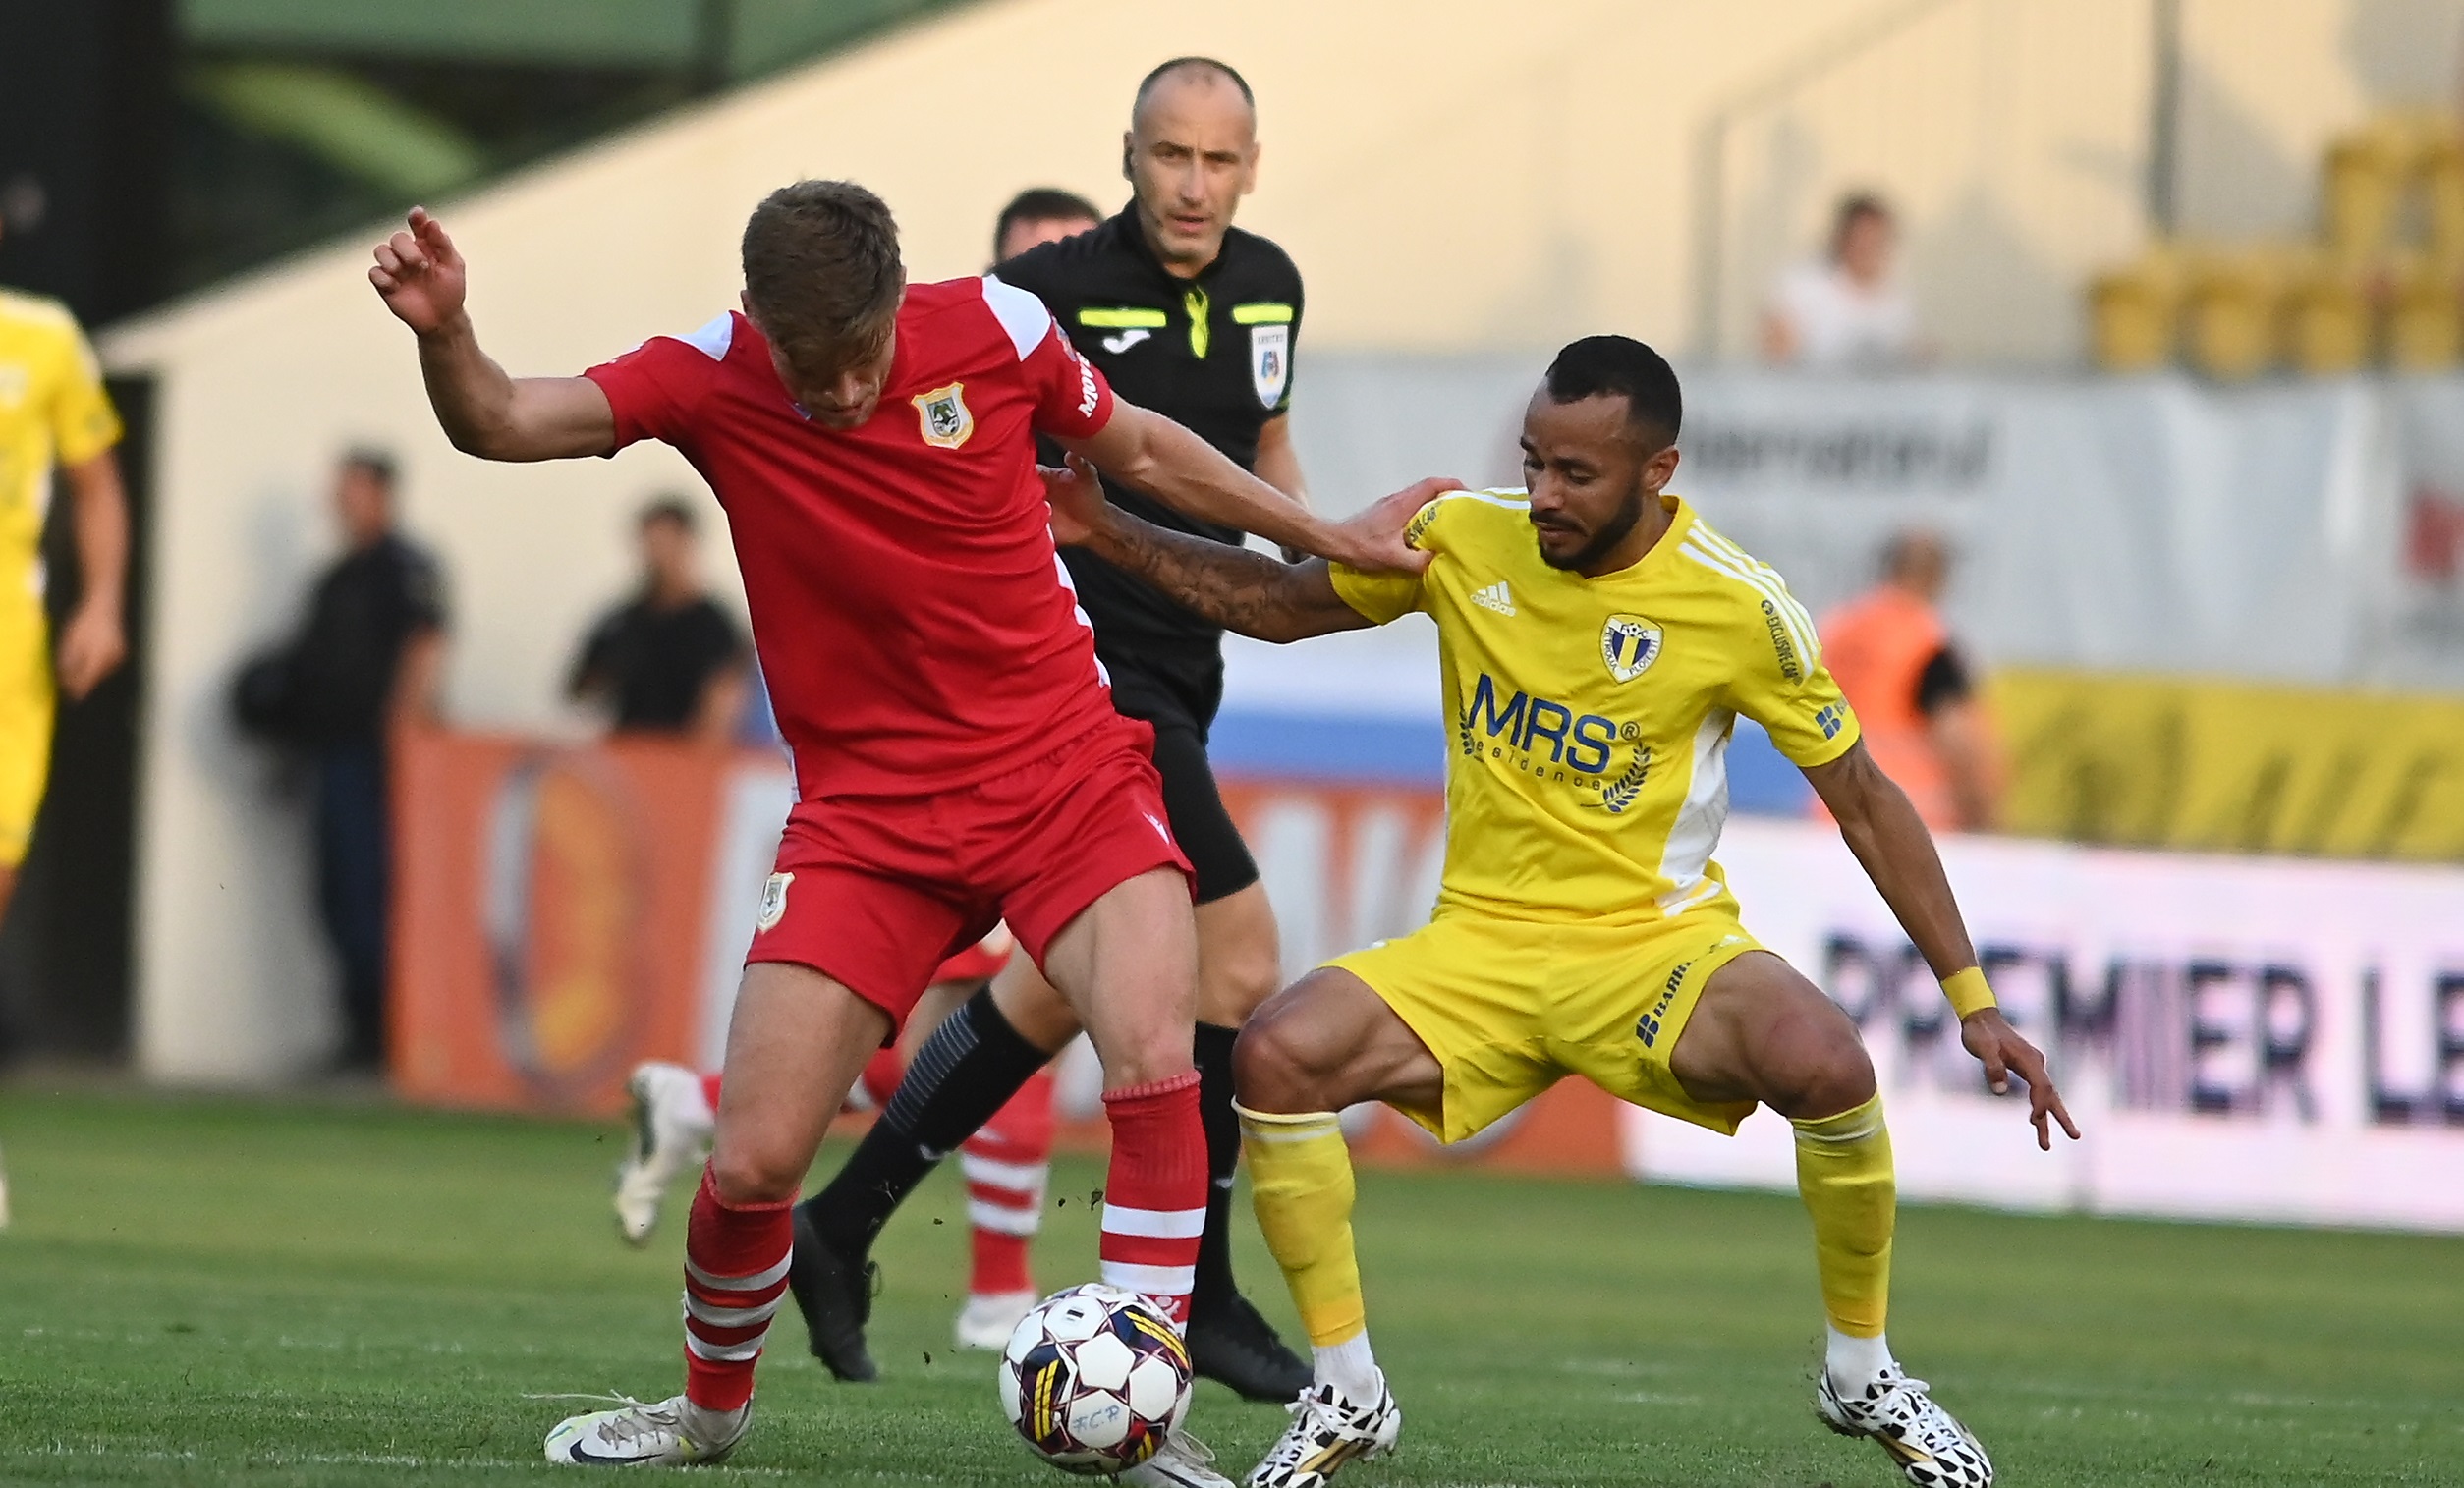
1250, 325, 1290, 409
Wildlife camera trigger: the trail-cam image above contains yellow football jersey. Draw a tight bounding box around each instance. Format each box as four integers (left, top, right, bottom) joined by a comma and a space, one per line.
0, 289, 121, 607
1330, 489, 1860, 926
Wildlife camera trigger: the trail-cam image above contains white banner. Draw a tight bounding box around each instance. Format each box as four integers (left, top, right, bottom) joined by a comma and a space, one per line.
1288, 359, 2464, 689
1221, 777, 2464, 1229
1631, 817, 2464, 1232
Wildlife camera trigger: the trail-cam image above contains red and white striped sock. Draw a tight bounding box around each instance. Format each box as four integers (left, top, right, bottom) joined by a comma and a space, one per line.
962, 1067, 1056, 1296
1098, 1071, 1206, 1329
681, 1170, 792, 1411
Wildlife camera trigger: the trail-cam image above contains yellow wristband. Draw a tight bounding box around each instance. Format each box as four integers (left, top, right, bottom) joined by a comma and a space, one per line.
1942, 966, 1997, 1020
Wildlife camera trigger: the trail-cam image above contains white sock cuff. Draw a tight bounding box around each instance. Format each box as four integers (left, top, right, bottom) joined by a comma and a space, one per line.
1312, 1331, 1382, 1400
1824, 1322, 1896, 1389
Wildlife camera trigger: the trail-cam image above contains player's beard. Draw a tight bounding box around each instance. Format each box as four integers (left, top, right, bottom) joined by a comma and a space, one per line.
1538, 481, 1647, 572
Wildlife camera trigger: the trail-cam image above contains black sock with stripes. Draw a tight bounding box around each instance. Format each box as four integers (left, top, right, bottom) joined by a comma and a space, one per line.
1189, 1020, 1245, 1311
802, 986, 1049, 1259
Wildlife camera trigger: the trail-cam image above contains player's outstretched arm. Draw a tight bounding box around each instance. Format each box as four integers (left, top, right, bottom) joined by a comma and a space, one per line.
1042, 453, 1372, 643
369, 208, 616, 462
1061, 402, 1440, 574
1802, 742, 2081, 1151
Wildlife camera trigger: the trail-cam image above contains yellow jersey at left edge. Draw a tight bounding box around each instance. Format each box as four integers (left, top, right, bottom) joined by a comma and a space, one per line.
0, 290, 122, 603
1329, 488, 1860, 927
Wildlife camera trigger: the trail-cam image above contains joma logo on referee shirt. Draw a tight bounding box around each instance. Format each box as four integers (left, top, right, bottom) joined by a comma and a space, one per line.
1461, 673, 1619, 775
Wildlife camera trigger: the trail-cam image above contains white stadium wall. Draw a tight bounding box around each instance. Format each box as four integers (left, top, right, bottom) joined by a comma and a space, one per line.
99, 0, 2450, 1079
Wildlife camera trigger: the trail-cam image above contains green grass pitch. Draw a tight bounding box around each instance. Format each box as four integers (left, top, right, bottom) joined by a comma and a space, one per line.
0, 1089, 2458, 1485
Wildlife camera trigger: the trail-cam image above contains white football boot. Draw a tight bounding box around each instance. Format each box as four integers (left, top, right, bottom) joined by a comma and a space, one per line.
542, 1394, 750, 1466
1245, 1378, 1403, 1488
612, 1063, 714, 1246
1815, 1365, 1994, 1487
955, 1289, 1038, 1351
1118, 1428, 1237, 1488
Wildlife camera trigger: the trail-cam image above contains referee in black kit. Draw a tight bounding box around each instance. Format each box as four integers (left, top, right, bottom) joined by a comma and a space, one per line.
789, 57, 1316, 1411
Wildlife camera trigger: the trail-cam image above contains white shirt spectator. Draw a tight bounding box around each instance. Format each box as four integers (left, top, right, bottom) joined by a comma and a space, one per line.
1767, 258, 1917, 371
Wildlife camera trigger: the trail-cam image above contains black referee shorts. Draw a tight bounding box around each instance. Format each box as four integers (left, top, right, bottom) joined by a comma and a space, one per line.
1099, 646, 1260, 906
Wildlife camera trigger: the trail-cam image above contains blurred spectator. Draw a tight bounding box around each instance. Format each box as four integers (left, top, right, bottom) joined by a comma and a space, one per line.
991, 187, 1101, 264
1761, 193, 1920, 370
1818, 531, 2000, 832
566, 497, 749, 744
273, 450, 446, 1070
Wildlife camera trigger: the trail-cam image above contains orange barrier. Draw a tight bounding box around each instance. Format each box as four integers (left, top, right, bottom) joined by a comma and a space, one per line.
391, 728, 730, 1117
386, 731, 1632, 1177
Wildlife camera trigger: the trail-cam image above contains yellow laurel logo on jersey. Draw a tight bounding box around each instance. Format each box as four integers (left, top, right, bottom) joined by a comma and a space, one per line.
913, 382, 973, 449
1601, 614, 1663, 683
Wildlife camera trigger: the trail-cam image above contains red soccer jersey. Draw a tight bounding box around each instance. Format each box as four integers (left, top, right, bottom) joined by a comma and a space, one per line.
586, 276, 1121, 799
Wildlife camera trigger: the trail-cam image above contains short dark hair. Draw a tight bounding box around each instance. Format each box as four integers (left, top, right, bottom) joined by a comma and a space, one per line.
1830, 192, 1892, 257
341, 447, 397, 490
1134, 56, 1256, 114
639, 495, 696, 535
1542, 336, 1682, 448
740, 180, 904, 370
993, 187, 1101, 258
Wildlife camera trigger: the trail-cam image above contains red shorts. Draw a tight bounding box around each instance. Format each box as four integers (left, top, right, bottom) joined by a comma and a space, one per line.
748, 717, 1192, 1033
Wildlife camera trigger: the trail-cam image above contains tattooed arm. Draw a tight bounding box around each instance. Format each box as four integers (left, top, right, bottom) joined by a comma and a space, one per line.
1045, 454, 1377, 643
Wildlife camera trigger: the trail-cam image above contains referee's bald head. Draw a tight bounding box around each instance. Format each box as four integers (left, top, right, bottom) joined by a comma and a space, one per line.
1132, 57, 1256, 129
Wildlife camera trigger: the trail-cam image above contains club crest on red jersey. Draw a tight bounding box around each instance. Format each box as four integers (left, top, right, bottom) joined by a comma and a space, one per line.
757, 871, 792, 932
912, 382, 973, 449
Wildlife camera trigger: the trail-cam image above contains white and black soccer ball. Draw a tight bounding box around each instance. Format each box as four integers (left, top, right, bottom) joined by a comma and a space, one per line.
997, 1283, 1193, 1474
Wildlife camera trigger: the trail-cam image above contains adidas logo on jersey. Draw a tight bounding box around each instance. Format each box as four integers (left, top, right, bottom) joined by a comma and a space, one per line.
1471, 581, 1517, 616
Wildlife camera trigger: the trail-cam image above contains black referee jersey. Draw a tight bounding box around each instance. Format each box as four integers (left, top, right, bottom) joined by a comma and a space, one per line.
994, 203, 1304, 669
995, 203, 1304, 904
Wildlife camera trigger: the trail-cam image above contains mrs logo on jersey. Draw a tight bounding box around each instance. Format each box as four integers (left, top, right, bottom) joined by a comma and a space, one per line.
1250, 324, 1289, 409
756, 871, 793, 933
1601, 614, 1663, 683
913, 382, 973, 449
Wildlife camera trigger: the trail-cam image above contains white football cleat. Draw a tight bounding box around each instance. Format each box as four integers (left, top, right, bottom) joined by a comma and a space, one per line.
955, 1289, 1038, 1351
1816, 1365, 1994, 1487
1245, 1378, 1403, 1488
542, 1393, 749, 1466
613, 1063, 714, 1246
1118, 1427, 1236, 1488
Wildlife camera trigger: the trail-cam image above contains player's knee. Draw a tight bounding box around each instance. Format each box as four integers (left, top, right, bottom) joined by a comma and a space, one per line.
1772, 1034, 1877, 1122
705, 1135, 805, 1206
1232, 997, 1327, 1113
1200, 937, 1282, 1025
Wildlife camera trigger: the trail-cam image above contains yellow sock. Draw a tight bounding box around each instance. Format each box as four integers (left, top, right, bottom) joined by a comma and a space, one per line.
1791, 1092, 1895, 1340
1237, 1103, 1367, 1349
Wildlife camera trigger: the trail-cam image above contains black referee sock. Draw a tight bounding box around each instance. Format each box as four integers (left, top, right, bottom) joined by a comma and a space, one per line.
1190, 1020, 1245, 1310
803, 986, 1050, 1259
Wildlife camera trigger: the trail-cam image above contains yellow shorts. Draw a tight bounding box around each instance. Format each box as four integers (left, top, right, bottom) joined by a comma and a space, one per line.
0, 604, 52, 868
1326, 907, 1765, 1144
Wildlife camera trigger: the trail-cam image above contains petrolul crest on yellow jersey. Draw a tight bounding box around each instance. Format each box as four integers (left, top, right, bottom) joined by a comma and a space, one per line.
913, 382, 973, 449
1601, 614, 1663, 683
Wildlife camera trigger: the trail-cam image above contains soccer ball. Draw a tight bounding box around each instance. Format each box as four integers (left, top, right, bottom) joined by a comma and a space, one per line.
997, 1284, 1193, 1473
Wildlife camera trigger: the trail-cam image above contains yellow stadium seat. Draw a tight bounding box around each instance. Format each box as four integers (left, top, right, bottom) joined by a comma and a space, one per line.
2087, 262, 2176, 373
2324, 129, 2409, 265
2283, 256, 2373, 375
2386, 253, 2461, 370
2181, 250, 2282, 380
